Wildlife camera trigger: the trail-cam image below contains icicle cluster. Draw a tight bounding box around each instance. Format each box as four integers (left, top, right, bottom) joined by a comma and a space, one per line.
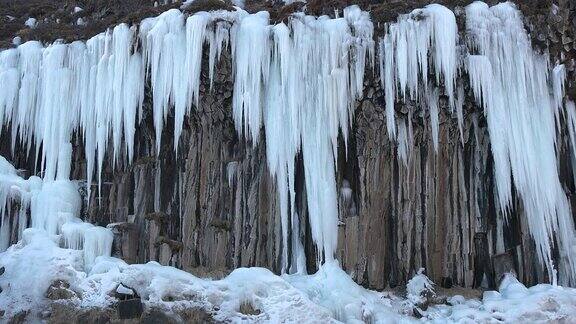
376, 1, 576, 284
378, 4, 458, 149
465, 2, 576, 284
259, 6, 374, 272
0, 6, 373, 273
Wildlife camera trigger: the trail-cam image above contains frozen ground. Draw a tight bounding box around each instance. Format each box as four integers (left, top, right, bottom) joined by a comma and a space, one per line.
1, 229, 575, 323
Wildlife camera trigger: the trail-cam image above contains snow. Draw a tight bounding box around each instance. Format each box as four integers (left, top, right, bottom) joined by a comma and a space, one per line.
424, 274, 576, 322
24, 18, 37, 29
116, 283, 134, 295
2, 234, 575, 322
406, 268, 435, 305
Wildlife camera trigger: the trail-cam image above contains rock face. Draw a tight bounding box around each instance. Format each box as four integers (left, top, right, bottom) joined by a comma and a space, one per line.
1, 0, 575, 291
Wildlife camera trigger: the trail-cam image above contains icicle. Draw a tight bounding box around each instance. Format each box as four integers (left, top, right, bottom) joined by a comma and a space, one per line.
380, 35, 397, 139
0, 49, 20, 137
154, 162, 161, 212
552, 64, 566, 129
141, 9, 186, 154
208, 20, 231, 89
566, 101, 576, 195
83, 226, 114, 271
456, 84, 465, 144
61, 219, 93, 250
110, 24, 134, 167
226, 161, 238, 188
425, 4, 457, 108
427, 85, 440, 152
15, 41, 43, 154
173, 12, 210, 153
232, 11, 271, 146
397, 118, 409, 166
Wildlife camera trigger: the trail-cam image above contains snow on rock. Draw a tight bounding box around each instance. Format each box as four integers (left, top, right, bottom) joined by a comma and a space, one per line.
2, 240, 575, 323
0, 229, 84, 319
406, 268, 435, 306
24, 17, 37, 29
424, 274, 576, 322
0, 236, 410, 322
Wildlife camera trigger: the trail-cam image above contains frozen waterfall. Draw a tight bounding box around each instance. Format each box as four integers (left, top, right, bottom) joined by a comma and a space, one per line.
0, 1, 575, 285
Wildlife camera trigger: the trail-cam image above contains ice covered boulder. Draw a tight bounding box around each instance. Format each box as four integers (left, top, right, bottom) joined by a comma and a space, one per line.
406, 268, 436, 310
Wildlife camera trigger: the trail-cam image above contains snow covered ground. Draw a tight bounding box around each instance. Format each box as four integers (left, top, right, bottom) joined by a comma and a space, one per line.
1, 230, 576, 322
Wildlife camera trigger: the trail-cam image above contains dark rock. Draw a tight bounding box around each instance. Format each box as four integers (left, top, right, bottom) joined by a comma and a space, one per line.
0, 266, 5, 276
75, 310, 112, 324
7, 311, 28, 324
141, 309, 178, 324
412, 307, 424, 319
441, 277, 453, 289
117, 298, 143, 319
108, 222, 140, 264
45, 280, 79, 300
492, 251, 516, 286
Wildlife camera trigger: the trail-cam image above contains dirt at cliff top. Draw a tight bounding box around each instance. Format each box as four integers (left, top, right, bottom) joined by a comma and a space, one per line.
0, 0, 557, 49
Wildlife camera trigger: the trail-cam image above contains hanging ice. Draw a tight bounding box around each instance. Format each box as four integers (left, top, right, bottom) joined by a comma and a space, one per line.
378, 4, 457, 142
258, 6, 373, 270
465, 1, 576, 284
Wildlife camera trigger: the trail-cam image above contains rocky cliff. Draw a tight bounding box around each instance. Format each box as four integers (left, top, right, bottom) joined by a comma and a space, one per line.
1, 0, 575, 293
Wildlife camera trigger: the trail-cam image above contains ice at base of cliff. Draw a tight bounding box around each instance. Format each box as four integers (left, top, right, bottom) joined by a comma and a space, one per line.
1, 230, 575, 323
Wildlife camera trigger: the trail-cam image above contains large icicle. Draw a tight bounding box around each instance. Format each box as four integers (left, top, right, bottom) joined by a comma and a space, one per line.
232, 11, 271, 146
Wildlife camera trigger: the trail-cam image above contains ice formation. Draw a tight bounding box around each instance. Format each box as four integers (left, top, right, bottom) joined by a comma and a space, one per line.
465, 2, 576, 284
379, 4, 457, 142
376, 1, 576, 284
0, 154, 113, 270
0, 1, 575, 311
405, 268, 435, 305
260, 6, 374, 272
